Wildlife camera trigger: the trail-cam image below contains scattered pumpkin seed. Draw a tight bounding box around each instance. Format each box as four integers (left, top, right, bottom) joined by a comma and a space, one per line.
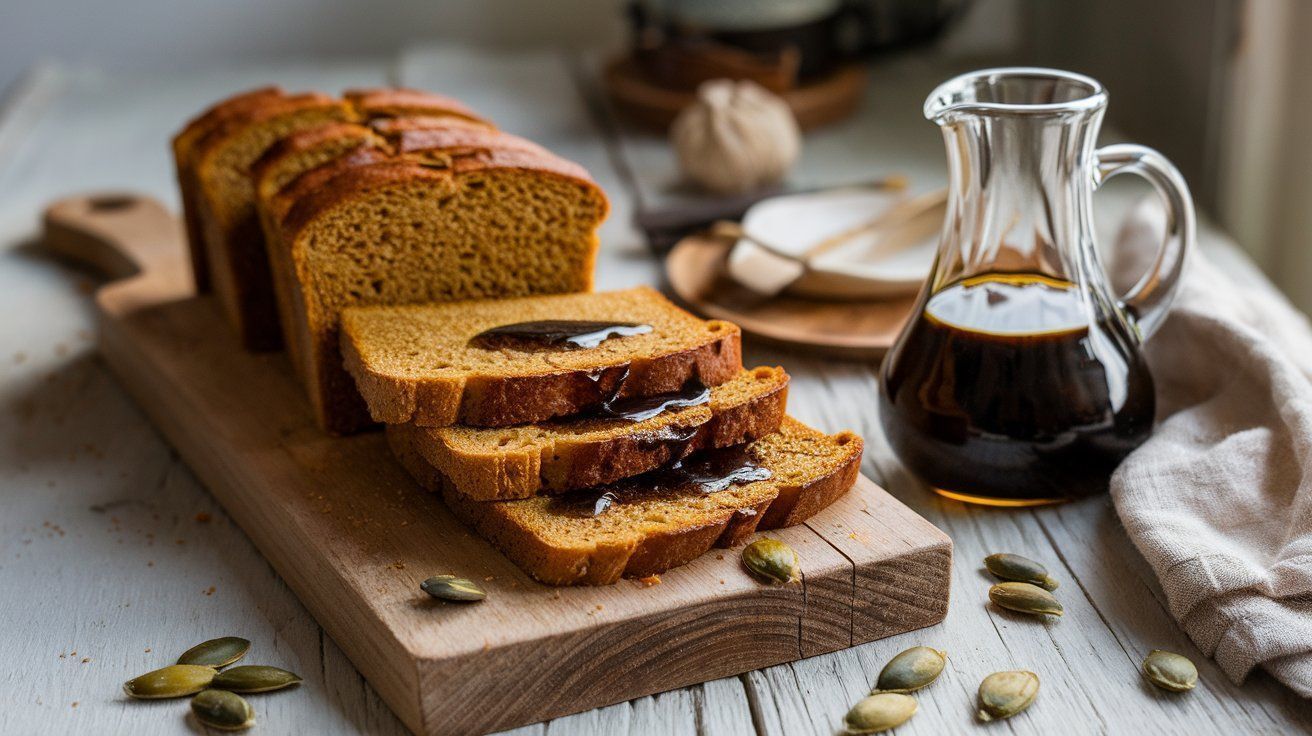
211, 665, 303, 693
984, 553, 1059, 591
873, 646, 947, 694
1142, 650, 1198, 692
843, 692, 917, 733
123, 664, 217, 699
420, 575, 486, 602
741, 538, 800, 584
191, 689, 255, 731
988, 582, 1063, 617
177, 636, 250, 668
977, 670, 1040, 722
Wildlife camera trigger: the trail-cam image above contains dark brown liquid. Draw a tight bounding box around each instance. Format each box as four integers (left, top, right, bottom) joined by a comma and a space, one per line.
551, 445, 772, 517
879, 274, 1155, 504
470, 320, 653, 351
591, 377, 710, 422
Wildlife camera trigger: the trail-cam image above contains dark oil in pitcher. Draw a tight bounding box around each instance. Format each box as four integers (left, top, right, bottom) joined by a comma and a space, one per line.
879, 273, 1156, 506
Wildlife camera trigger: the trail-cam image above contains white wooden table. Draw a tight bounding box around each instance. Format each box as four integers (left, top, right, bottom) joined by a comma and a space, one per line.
2, 46, 1309, 735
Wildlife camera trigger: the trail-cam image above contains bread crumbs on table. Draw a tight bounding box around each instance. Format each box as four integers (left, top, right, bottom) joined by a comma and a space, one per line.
194, 512, 211, 523
144, 648, 151, 653
71, 702, 78, 708
716, 554, 724, 560
204, 586, 216, 596
636, 574, 661, 587
81, 658, 90, 663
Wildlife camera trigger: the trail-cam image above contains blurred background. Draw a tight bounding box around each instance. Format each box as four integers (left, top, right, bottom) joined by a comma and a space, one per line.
4, 0, 1307, 312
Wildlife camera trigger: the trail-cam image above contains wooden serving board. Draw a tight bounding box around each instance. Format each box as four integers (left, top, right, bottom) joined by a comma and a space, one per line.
44, 193, 952, 735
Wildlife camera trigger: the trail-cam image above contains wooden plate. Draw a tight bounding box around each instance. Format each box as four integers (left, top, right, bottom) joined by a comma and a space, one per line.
666, 232, 917, 360
603, 56, 867, 132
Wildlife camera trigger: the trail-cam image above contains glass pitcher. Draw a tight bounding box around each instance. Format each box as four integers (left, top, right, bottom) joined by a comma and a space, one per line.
878, 68, 1194, 507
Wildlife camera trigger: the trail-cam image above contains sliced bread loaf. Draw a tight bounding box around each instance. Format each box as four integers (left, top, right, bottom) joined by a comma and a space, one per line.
275, 143, 612, 434
341, 287, 740, 429
388, 365, 787, 500
392, 417, 863, 585
182, 88, 494, 351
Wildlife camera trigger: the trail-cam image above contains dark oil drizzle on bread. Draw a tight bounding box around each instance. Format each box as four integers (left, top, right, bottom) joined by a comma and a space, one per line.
470, 320, 653, 351
552, 445, 772, 516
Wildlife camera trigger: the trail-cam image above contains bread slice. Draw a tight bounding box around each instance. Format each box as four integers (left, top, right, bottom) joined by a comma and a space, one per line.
341, 287, 740, 429
274, 142, 612, 434
388, 365, 787, 500
171, 86, 284, 293
191, 92, 352, 350
392, 417, 863, 585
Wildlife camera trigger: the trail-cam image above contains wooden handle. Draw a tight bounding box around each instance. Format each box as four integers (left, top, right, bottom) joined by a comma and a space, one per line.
43, 193, 188, 286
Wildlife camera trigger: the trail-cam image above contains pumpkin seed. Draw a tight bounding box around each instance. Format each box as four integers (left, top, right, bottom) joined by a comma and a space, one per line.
420, 575, 486, 602
988, 582, 1063, 617
741, 538, 799, 585
873, 646, 947, 693
1142, 650, 1197, 692
177, 636, 250, 668
843, 692, 917, 733
977, 670, 1040, 721
123, 664, 216, 699
191, 689, 255, 731
211, 665, 303, 693
984, 553, 1059, 591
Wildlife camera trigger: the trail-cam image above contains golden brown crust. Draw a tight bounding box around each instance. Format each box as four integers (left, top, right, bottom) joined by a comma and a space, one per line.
342, 87, 493, 128
250, 122, 378, 200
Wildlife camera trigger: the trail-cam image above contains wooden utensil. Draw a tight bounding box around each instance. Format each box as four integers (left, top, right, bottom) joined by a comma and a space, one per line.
43, 193, 951, 735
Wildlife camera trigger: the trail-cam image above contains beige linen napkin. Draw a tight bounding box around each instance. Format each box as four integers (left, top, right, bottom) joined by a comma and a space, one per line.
1111, 199, 1312, 696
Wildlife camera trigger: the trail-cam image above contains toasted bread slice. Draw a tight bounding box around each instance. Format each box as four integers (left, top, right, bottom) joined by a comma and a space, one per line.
392, 417, 863, 585
389, 366, 787, 500
341, 287, 742, 428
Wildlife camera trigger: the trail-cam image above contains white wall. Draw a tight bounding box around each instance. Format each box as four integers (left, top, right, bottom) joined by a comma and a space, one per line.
0, 0, 626, 94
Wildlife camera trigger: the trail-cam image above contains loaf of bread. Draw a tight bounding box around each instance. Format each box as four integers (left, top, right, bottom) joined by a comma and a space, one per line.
389, 365, 788, 500
175, 87, 494, 351
340, 287, 739, 429
393, 417, 863, 585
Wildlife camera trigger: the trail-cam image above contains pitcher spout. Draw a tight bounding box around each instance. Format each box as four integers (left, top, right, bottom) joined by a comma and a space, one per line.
924, 67, 1107, 124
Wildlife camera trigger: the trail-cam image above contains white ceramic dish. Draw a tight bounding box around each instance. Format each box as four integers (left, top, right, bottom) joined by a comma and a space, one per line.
727, 186, 943, 301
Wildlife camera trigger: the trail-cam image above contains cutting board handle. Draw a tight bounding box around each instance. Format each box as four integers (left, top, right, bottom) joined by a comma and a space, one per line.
43, 193, 189, 288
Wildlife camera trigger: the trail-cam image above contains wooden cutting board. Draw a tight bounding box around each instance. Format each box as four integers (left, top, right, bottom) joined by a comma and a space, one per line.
43, 193, 952, 736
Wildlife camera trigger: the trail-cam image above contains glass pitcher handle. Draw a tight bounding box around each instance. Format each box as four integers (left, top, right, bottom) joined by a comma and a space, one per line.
1093, 144, 1195, 339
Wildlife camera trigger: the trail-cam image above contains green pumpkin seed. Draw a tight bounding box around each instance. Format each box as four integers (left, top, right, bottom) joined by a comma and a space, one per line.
177, 636, 250, 668
741, 538, 800, 585
977, 670, 1040, 721
211, 665, 303, 693
123, 664, 217, 699
984, 553, 1059, 591
873, 646, 947, 693
420, 575, 486, 602
989, 582, 1063, 617
191, 689, 255, 731
843, 692, 917, 733
1142, 650, 1197, 692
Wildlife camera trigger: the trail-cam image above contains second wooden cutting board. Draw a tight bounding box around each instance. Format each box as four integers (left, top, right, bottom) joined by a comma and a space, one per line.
44, 193, 953, 735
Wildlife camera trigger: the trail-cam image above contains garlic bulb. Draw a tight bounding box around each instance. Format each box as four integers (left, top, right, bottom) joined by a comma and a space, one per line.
670, 80, 801, 195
